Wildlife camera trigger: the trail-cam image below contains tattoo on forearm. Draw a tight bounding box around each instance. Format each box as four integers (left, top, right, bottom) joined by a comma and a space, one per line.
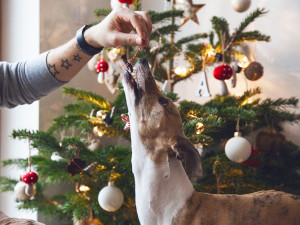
73, 54, 82, 62
61, 59, 72, 70
48, 64, 59, 77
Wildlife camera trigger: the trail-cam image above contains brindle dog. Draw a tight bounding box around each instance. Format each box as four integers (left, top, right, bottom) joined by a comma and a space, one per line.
122, 58, 300, 225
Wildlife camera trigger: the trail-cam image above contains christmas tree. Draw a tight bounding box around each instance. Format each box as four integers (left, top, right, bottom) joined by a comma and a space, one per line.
1, 1, 300, 225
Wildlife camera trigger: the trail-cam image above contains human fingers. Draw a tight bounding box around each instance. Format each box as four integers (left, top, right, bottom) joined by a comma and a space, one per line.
135, 11, 152, 42
114, 8, 150, 45
108, 32, 142, 46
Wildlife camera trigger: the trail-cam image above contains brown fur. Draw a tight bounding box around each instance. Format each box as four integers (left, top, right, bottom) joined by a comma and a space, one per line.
124, 59, 300, 225
173, 190, 300, 225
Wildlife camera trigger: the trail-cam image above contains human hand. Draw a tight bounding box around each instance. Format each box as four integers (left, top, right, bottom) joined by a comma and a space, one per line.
84, 7, 152, 48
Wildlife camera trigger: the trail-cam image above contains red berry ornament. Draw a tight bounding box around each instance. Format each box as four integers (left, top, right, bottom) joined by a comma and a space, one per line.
95, 60, 109, 73
22, 171, 39, 184
213, 64, 233, 80
118, 0, 133, 4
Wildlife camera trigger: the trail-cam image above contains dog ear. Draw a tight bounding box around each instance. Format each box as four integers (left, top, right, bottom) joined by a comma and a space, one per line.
171, 137, 204, 181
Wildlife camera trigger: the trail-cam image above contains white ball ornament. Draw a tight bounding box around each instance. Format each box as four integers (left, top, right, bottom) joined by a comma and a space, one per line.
14, 181, 35, 201
225, 132, 251, 163
231, 0, 251, 13
98, 182, 124, 212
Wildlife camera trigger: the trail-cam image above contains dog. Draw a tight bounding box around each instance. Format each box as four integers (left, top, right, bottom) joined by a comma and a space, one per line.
122, 58, 300, 225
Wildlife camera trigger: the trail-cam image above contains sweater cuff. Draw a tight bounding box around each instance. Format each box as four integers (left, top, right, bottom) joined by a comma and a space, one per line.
25, 51, 67, 97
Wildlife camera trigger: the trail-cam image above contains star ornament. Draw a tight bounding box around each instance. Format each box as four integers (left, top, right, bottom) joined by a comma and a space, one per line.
173, 0, 205, 26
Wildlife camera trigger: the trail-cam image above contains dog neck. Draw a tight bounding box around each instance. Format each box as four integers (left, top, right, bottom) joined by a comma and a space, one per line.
129, 112, 195, 225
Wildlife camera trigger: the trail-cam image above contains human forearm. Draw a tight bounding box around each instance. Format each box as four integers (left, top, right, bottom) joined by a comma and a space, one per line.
46, 38, 92, 82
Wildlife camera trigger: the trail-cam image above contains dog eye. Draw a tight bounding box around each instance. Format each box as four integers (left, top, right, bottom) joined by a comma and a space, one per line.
158, 97, 168, 106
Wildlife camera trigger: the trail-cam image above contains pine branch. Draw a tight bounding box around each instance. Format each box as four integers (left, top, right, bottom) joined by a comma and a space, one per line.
236, 8, 268, 35
176, 33, 208, 45
211, 16, 230, 45
63, 87, 111, 109
0, 176, 18, 192
151, 24, 180, 40
48, 114, 91, 134
148, 9, 184, 24
12, 129, 61, 153
235, 31, 270, 43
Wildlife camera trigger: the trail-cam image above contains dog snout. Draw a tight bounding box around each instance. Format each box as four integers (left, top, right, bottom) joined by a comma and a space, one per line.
137, 58, 149, 66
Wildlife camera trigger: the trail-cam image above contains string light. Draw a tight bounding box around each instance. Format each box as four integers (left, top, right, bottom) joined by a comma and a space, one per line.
93, 126, 104, 137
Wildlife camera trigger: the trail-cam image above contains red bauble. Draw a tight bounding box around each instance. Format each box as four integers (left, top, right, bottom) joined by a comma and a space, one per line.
243, 147, 260, 167
118, 0, 133, 4
22, 171, 39, 184
95, 60, 109, 73
213, 64, 233, 80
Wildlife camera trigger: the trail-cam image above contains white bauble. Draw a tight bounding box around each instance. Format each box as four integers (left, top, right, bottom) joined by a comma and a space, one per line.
51, 152, 64, 161
98, 182, 124, 212
225, 133, 251, 163
87, 139, 101, 151
231, 0, 251, 13
14, 181, 35, 200
111, 0, 123, 9
97, 72, 105, 84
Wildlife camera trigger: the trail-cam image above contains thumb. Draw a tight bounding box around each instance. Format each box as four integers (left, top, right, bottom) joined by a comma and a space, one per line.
112, 33, 143, 46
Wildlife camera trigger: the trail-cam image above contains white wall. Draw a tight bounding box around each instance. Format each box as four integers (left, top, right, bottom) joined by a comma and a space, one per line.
0, 0, 40, 220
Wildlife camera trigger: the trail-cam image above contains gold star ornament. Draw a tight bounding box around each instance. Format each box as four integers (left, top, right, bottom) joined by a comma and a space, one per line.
173, 0, 205, 26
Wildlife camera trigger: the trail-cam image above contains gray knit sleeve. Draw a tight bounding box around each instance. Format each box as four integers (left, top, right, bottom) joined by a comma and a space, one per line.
0, 52, 66, 108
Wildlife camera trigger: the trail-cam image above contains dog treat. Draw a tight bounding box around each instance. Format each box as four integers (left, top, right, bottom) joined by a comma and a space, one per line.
121, 46, 143, 73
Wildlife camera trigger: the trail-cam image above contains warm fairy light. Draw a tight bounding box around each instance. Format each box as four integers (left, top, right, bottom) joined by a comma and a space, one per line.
93, 126, 104, 137
79, 185, 90, 192
203, 44, 216, 64
187, 110, 198, 118
174, 65, 188, 77
196, 130, 201, 135
76, 184, 90, 193
196, 122, 204, 129
237, 55, 250, 68
241, 97, 254, 106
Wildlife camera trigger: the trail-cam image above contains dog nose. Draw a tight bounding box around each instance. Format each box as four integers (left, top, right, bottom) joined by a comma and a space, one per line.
137, 58, 148, 65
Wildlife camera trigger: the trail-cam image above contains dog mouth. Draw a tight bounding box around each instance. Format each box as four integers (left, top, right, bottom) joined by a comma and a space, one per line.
123, 58, 151, 95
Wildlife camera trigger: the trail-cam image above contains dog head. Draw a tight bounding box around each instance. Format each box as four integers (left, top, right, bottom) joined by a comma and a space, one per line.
122, 58, 204, 180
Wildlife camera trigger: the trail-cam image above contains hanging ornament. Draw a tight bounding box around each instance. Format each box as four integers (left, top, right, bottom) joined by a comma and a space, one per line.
51, 152, 64, 161
225, 115, 251, 163
215, 53, 223, 62
103, 106, 115, 127
93, 126, 104, 137
95, 52, 109, 84
121, 114, 130, 131
67, 158, 86, 176
111, 0, 133, 9
213, 64, 233, 80
225, 132, 251, 163
243, 147, 260, 167
213, 64, 233, 96
231, 61, 241, 88
174, 65, 189, 77
162, 80, 174, 94
173, 0, 205, 26
231, 0, 251, 13
98, 182, 124, 212
244, 61, 264, 81
256, 131, 285, 155
14, 181, 35, 201
196, 70, 211, 97
87, 139, 101, 151
22, 171, 39, 185
67, 147, 86, 176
